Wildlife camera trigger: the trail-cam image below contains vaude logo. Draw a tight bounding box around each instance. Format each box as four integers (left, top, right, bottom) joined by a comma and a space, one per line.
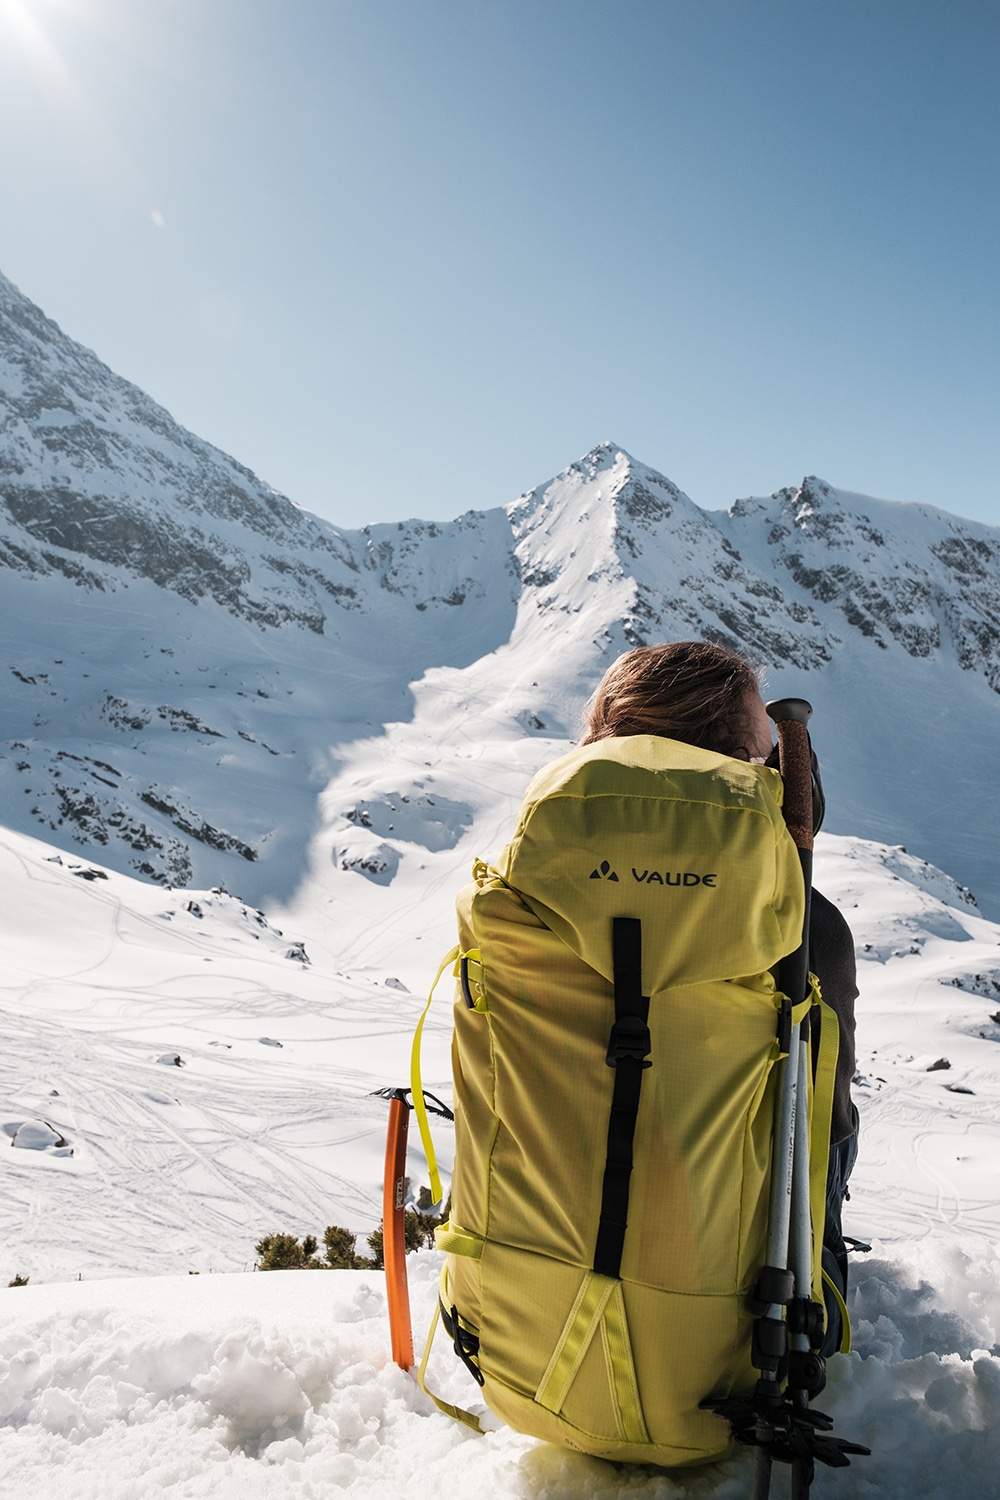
589, 859, 717, 888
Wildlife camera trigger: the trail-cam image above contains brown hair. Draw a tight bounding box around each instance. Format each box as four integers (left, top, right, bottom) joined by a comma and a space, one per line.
581, 641, 762, 758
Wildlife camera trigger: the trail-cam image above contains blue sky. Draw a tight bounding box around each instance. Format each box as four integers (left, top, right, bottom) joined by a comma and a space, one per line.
1, 0, 998, 529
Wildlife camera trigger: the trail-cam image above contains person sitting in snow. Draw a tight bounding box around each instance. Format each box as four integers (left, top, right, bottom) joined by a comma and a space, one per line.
581, 638, 859, 1355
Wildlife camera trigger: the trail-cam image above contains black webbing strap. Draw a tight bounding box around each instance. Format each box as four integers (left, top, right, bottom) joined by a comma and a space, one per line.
593, 917, 651, 1279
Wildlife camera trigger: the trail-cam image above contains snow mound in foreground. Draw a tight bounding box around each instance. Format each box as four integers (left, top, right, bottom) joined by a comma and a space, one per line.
2, 1245, 1000, 1499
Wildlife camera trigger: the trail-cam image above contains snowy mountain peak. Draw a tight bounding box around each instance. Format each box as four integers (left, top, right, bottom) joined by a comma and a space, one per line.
792, 474, 835, 509
508, 442, 689, 552
2, 271, 1000, 918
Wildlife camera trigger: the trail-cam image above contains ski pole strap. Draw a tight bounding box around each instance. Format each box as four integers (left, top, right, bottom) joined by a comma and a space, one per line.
409, 944, 460, 1207
593, 918, 651, 1279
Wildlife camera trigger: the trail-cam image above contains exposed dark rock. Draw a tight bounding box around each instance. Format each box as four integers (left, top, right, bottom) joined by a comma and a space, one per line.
138, 790, 257, 862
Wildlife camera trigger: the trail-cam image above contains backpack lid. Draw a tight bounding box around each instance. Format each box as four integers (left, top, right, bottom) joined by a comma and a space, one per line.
497, 734, 804, 992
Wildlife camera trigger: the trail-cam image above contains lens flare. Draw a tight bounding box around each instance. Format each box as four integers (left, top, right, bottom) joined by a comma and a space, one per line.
0, 0, 73, 85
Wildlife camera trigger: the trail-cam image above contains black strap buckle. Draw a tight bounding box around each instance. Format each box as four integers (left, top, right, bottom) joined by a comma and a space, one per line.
605, 1014, 652, 1068
440, 1300, 485, 1386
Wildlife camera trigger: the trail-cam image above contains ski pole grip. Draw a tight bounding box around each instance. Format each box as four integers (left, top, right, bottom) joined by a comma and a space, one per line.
766, 699, 814, 853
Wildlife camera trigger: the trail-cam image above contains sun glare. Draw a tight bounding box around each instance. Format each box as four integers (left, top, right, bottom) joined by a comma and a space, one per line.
0, 0, 78, 88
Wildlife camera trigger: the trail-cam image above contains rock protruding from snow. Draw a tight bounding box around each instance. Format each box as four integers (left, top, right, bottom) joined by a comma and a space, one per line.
9, 1119, 66, 1151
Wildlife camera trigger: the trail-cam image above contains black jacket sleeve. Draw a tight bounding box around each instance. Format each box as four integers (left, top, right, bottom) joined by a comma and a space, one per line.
808, 888, 859, 1144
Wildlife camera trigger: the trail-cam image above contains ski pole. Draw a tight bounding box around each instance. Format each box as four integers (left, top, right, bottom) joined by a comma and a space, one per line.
751, 1014, 803, 1500
789, 1019, 818, 1500
743, 701, 869, 1495
749, 699, 816, 1500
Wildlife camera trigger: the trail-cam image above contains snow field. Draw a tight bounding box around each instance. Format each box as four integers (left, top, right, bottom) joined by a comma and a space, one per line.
0, 823, 455, 1283
3, 1245, 1000, 1499
5, 819, 1000, 1493
6, 271, 1000, 1495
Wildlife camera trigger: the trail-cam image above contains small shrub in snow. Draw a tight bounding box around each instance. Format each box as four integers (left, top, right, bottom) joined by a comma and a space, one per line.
365, 1205, 445, 1266
254, 1233, 321, 1271
255, 1196, 449, 1272
255, 1227, 373, 1271
322, 1225, 371, 1269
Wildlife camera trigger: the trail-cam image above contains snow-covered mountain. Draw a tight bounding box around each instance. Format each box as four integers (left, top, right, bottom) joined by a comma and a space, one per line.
5, 272, 1000, 1498
2, 270, 999, 916
2, 269, 999, 921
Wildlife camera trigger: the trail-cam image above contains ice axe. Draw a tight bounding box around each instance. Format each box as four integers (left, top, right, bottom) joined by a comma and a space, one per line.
377, 1087, 415, 1370
373, 1085, 454, 1371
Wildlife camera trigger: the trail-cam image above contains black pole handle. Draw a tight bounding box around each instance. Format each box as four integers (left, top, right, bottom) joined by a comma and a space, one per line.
766, 697, 815, 1009
766, 699, 814, 855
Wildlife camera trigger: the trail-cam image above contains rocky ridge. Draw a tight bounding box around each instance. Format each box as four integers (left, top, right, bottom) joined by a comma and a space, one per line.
2, 271, 1000, 912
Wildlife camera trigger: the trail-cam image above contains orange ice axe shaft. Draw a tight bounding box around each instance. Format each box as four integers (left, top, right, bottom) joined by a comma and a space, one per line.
382, 1088, 414, 1369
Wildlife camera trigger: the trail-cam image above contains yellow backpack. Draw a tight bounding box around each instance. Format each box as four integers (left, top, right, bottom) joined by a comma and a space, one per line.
414, 734, 839, 1466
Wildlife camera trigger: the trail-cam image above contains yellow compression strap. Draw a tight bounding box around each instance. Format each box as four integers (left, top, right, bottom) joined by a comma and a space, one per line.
790, 994, 813, 1027
809, 989, 841, 1309
536, 1271, 615, 1414
536, 1271, 649, 1446
822, 1267, 852, 1355
601, 1281, 650, 1445
772, 990, 814, 1058
409, 944, 460, 1207
434, 1221, 485, 1258
416, 1293, 485, 1434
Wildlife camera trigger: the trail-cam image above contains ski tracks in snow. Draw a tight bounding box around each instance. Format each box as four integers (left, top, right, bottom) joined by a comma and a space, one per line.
0, 828, 444, 1281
